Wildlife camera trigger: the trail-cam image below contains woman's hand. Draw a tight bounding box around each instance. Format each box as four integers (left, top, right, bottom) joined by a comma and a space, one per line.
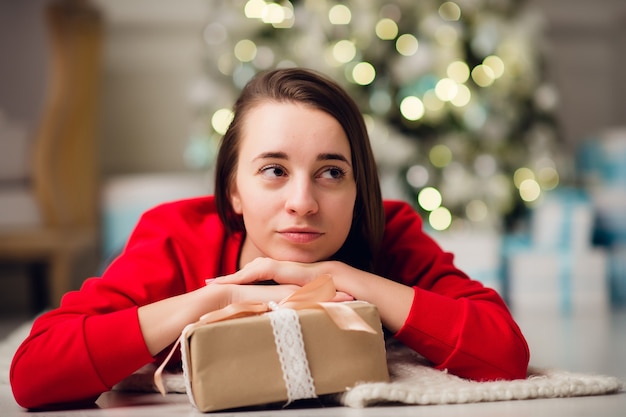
208, 257, 354, 302
212, 282, 302, 305
208, 257, 413, 333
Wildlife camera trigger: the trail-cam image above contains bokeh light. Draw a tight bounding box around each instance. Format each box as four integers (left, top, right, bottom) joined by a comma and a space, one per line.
396, 34, 419, 56
244, 0, 265, 18
418, 187, 442, 211
450, 84, 471, 107
483, 55, 505, 78
519, 179, 541, 202
203, 23, 227, 45
400, 96, 425, 121
438, 2, 462, 21
537, 166, 560, 190
471, 64, 495, 87
446, 61, 470, 83
423, 90, 444, 112
253, 45, 275, 69
466, 199, 488, 222
513, 167, 535, 188
435, 25, 458, 46
429, 206, 452, 231
429, 144, 453, 168
435, 78, 458, 101
333, 40, 357, 63
375, 18, 399, 40
352, 62, 376, 85
211, 108, 234, 134
406, 165, 429, 188
234, 39, 257, 62
370, 89, 392, 114
328, 4, 351, 25
261, 3, 285, 24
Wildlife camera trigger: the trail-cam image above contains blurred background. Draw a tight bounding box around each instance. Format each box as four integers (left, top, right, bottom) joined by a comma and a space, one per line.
0, 0, 625, 320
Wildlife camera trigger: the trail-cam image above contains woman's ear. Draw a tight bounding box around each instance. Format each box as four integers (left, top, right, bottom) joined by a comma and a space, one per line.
229, 187, 243, 215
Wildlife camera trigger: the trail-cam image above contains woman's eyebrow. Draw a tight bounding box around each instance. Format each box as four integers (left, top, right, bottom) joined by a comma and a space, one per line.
253, 152, 351, 165
253, 151, 288, 161
317, 153, 351, 165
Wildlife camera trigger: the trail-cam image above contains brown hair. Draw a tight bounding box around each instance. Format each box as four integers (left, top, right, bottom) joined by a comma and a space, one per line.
215, 67, 384, 271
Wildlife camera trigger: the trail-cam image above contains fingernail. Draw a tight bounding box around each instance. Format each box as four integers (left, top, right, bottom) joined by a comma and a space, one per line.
205, 278, 217, 285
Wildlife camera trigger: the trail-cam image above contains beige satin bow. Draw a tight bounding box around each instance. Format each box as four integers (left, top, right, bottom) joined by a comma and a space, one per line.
154, 274, 376, 395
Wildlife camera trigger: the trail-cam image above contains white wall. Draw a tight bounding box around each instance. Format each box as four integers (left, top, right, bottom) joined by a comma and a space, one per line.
93, 0, 211, 175
529, 0, 626, 145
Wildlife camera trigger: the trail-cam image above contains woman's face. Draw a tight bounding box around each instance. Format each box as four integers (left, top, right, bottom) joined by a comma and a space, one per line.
230, 101, 357, 265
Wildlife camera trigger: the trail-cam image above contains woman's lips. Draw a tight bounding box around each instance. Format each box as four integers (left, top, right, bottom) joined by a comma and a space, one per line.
278, 229, 323, 244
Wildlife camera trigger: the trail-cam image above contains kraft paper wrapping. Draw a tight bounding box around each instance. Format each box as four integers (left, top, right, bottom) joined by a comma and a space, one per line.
183, 301, 389, 412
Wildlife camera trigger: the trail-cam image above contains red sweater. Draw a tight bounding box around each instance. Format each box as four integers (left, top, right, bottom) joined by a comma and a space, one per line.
10, 197, 529, 409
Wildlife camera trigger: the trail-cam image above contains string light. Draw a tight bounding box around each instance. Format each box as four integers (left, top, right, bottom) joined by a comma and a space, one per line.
193, 1, 560, 228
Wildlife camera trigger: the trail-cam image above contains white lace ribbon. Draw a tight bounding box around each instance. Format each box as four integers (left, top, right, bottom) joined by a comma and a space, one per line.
266, 302, 317, 403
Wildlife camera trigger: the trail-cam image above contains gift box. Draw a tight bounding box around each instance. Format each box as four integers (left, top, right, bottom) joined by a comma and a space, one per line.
431, 230, 504, 295
608, 245, 626, 306
175, 298, 388, 412
530, 188, 594, 251
507, 248, 609, 315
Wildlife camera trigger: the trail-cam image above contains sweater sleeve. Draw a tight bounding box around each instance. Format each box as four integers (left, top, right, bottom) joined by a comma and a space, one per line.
381, 201, 530, 381
10, 198, 224, 409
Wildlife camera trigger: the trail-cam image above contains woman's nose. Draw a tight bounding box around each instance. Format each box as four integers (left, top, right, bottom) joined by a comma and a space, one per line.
284, 178, 319, 216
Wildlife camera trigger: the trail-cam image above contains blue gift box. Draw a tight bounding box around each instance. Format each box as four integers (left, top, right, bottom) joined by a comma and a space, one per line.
577, 129, 626, 188
530, 188, 594, 251
608, 246, 626, 306
506, 244, 609, 316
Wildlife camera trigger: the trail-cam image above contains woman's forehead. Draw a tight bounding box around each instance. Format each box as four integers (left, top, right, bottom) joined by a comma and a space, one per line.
238, 102, 351, 155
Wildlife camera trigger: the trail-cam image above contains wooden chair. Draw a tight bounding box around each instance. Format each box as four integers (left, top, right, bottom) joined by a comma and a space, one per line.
0, 0, 102, 310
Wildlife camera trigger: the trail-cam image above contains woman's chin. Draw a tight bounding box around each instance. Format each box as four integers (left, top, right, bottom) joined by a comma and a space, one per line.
273, 251, 328, 264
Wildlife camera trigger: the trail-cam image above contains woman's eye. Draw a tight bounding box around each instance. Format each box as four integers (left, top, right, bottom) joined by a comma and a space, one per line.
320, 167, 346, 180
260, 165, 286, 178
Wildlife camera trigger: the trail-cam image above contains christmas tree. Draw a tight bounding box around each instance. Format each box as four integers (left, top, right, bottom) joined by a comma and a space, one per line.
185, 0, 562, 232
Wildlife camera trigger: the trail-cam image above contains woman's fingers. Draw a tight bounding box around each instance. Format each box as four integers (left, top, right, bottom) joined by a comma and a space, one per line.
227, 283, 300, 304
207, 258, 316, 286
332, 291, 355, 302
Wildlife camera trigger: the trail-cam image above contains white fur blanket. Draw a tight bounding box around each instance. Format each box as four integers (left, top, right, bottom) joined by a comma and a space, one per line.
2, 322, 623, 408
116, 339, 624, 408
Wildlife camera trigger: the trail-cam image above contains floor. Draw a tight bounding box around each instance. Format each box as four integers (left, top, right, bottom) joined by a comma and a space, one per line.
1, 306, 625, 416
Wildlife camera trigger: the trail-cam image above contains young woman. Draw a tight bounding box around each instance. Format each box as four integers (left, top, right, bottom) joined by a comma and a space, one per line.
11, 68, 529, 409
